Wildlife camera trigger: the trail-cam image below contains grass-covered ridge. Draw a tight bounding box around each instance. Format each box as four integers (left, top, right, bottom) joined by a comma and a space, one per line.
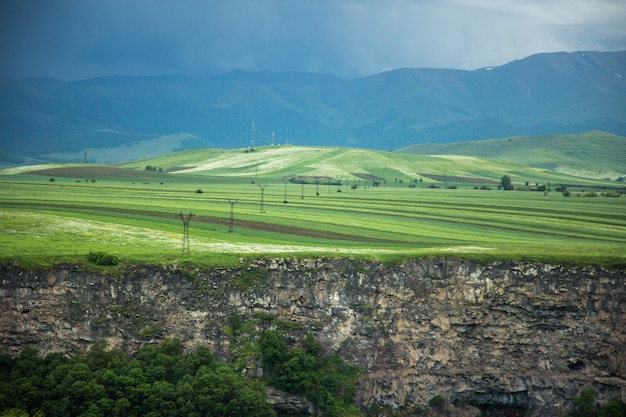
399, 131, 626, 180
122, 141, 624, 185
0, 145, 624, 268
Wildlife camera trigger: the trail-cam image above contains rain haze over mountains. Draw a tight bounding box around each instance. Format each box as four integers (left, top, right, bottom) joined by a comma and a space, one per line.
1, 1, 625, 161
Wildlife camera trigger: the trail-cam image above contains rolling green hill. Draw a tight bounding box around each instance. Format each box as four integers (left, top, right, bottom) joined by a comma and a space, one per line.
114, 144, 618, 186
399, 131, 626, 180
5, 140, 622, 187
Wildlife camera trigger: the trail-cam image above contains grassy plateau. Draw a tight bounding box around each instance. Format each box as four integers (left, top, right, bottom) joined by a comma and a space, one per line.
1, 143, 625, 268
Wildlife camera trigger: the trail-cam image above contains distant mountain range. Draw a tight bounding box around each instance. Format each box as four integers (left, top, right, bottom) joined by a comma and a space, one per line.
0, 50, 625, 163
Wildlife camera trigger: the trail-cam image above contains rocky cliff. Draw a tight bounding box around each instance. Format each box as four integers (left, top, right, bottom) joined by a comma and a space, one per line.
1, 258, 624, 414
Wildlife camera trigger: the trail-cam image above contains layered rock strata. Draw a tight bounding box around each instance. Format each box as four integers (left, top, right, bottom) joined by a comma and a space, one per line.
1, 258, 624, 412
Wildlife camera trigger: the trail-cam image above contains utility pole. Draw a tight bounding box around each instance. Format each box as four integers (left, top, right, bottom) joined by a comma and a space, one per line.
227, 199, 238, 233
258, 184, 267, 213
281, 179, 289, 203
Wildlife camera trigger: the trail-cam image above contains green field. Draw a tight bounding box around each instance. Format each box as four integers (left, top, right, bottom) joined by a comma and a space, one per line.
1, 145, 625, 268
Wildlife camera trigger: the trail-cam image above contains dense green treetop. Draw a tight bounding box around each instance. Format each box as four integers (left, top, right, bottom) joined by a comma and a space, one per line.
0, 339, 275, 417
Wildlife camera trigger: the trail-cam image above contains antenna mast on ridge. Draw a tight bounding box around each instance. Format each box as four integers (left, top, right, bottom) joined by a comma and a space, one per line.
250, 121, 256, 150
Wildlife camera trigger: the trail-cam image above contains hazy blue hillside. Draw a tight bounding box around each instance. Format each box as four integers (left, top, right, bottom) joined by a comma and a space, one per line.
0, 50, 624, 161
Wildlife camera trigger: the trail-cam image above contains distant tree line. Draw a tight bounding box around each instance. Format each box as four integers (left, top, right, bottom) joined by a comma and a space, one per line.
145, 165, 164, 172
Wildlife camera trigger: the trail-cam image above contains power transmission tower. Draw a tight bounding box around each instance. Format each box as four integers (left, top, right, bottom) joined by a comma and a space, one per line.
176, 210, 194, 254
227, 199, 238, 232
258, 184, 267, 213
82, 149, 88, 164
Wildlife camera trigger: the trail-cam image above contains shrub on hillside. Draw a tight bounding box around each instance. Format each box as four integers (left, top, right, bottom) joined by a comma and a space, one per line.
260, 331, 360, 417
569, 388, 598, 417
429, 395, 447, 408
599, 401, 626, 417
87, 251, 119, 266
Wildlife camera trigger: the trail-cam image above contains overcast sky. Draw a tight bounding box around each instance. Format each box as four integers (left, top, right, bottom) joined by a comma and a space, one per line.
1, 0, 625, 80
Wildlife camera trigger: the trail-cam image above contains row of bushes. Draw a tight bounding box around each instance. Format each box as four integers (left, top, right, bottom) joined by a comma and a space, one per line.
49, 178, 96, 183
563, 191, 622, 197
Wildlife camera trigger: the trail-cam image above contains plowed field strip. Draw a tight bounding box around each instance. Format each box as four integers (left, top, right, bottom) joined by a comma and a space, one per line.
0, 201, 410, 244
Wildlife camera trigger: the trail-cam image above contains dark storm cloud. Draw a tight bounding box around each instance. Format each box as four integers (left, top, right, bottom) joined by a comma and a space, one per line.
1, 0, 625, 80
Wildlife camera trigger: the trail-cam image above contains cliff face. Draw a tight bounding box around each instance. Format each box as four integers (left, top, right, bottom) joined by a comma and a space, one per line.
1, 258, 625, 413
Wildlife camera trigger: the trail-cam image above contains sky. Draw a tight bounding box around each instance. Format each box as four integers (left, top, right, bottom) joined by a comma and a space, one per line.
1, 0, 625, 81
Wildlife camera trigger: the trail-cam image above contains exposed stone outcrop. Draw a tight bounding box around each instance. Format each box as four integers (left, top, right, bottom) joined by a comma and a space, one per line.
427, 402, 482, 417
265, 386, 316, 415
1, 258, 624, 414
